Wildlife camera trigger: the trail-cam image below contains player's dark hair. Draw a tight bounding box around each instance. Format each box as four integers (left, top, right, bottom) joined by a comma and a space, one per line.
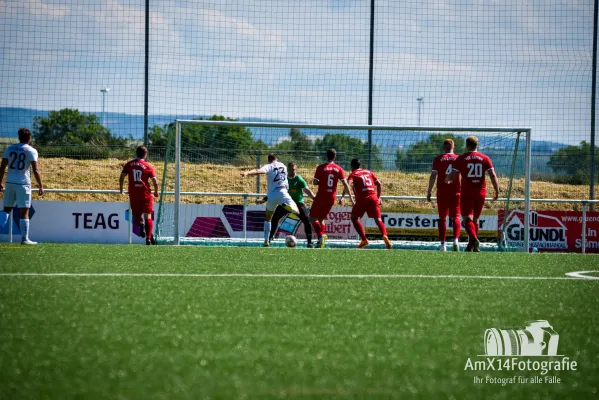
287, 162, 296, 169
443, 139, 454, 148
136, 145, 148, 158
466, 136, 479, 150
18, 128, 32, 143
326, 149, 336, 161
268, 153, 277, 162
350, 158, 361, 170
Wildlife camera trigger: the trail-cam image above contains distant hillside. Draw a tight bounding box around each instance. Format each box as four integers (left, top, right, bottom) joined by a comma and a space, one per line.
0, 107, 199, 140
0, 107, 569, 155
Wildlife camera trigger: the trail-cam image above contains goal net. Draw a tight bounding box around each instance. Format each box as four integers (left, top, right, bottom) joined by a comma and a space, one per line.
155, 120, 531, 251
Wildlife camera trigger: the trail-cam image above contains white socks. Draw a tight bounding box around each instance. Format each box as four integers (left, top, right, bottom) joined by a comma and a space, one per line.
264, 221, 271, 242
0, 211, 9, 229
20, 219, 29, 240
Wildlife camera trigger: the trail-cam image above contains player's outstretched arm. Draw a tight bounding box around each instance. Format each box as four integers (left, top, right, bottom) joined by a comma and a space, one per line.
488, 169, 500, 200
240, 169, 265, 178
30, 161, 44, 196
119, 172, 127, 195
426, 171, 437, 202
0, 158, 7, 193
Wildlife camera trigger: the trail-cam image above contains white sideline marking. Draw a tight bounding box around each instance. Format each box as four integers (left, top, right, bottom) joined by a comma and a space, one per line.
0, 272, 591, 281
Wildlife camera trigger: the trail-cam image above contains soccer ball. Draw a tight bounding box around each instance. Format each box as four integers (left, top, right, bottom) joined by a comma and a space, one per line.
285, 235, 297, 248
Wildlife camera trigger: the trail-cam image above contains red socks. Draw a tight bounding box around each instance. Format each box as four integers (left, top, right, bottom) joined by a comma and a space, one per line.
465, 220, 478, 241
375, 219, 387, 237
352, 219, 367, 241
453, 217, 461, 240
312, 221, 322, 238
439, 219, 447, 242
146, 218, 154, 239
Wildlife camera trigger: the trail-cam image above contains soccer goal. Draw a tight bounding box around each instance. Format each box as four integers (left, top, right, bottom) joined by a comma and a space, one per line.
155, 120, 531, 251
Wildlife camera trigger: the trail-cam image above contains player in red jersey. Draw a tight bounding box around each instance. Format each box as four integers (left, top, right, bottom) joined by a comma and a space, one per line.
343, 158, 392, 249
309, 149, 354, 248
119, 146, 159, 245
446, 136, 500, 252
427, 139, 461, 252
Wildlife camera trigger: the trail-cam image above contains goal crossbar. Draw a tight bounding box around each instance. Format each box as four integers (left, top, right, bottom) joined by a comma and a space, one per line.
175, 120, 531, 134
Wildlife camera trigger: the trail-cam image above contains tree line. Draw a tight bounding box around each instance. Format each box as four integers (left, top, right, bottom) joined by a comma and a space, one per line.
23, 108, 599, 183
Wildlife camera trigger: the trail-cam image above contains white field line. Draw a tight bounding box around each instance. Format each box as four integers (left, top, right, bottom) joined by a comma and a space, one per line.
0, 272, 596, 280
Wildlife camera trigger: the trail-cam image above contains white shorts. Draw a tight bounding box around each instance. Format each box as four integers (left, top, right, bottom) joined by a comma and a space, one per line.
266, 189, 299, 214
3, 183, 32, 208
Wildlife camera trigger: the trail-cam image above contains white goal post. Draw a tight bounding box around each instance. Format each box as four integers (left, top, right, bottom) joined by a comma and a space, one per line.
167, 120, 532, 251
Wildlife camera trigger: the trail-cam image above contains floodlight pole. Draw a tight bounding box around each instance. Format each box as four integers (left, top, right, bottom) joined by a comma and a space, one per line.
367, 0, 375, 170
417, 97, 424, 126
144, 0, 150, 146
100, 88, 111, 127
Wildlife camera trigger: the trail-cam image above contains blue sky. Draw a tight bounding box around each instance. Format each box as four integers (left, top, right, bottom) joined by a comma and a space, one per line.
0, 0, 594, 145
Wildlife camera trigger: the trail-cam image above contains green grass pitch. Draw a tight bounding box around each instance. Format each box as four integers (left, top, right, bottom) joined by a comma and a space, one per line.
0, 244, 598, 399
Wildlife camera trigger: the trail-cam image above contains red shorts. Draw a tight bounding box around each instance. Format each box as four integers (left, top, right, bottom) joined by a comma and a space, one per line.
460, 192, 485, 219
130, 195, 153, 216
437, 193, 460, 219
309, 195, 335, 219
351, 197, 381, 219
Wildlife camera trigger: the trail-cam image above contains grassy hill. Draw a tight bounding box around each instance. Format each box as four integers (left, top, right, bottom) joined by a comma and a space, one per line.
22, 158, 590, 211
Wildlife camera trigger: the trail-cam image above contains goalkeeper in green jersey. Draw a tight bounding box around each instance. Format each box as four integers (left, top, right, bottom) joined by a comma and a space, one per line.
265, 162, 316, 247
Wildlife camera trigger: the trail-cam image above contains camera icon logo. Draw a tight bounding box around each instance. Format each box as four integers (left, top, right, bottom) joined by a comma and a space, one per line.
484, 320, 559, 356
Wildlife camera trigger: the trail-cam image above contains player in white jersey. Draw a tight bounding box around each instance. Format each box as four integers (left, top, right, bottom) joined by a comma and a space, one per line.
0, 128, 44, 245
241, 153, 299, 246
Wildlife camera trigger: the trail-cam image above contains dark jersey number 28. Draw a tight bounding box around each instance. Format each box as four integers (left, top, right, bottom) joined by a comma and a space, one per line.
8, 152, 27, 171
